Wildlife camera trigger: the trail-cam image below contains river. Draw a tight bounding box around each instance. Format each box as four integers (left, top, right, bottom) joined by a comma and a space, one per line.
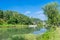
33, 28, 47, 34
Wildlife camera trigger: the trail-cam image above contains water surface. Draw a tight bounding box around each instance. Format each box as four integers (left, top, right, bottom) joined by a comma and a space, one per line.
33, 28, 47, 34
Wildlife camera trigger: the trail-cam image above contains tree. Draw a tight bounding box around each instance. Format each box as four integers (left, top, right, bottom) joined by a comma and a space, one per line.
0, 10, 41, 25
0, 19, 5, 25
3, 10, 13, 21
43, 2, 60, 27
0, 10, 3, 19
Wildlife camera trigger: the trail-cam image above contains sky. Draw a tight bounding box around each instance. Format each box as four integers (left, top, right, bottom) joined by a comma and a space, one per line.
0, 0, 60, 21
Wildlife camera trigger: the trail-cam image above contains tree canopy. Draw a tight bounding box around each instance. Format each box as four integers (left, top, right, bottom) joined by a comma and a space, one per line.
0, 10, 42, 25
43, 2, 60, 27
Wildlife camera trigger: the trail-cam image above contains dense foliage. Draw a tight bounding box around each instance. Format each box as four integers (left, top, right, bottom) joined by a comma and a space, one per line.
43, 2, 60, 28
0, 10, 42, 25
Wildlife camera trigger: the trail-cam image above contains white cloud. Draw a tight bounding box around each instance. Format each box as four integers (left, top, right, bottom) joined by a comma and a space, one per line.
35, 11, 44, 15
24, 11, 31, 14
24, 10, 47, 21
34, 10, 47, 20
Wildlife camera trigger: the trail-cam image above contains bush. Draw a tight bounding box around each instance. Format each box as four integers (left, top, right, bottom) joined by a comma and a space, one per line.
0, 19, 6, 25
10, 34, 36, 40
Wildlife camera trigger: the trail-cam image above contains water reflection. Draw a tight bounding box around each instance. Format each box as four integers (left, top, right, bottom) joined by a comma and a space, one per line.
33, 28, 47, 34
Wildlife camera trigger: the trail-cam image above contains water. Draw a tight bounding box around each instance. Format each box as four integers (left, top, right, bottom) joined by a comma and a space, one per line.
33, 28, 47, 34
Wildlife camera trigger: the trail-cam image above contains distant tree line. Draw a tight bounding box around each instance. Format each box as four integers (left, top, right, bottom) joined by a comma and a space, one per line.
0, 10, 42, 25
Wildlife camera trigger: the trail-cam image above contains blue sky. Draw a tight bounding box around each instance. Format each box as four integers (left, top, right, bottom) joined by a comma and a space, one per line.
0, 0, 60, 21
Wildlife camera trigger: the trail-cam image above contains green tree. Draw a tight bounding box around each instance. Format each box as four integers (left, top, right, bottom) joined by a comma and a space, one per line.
43, 2, 60, 27
0, 10, 3, 19
3, 10, 13, 21
0, 10, 41, 25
